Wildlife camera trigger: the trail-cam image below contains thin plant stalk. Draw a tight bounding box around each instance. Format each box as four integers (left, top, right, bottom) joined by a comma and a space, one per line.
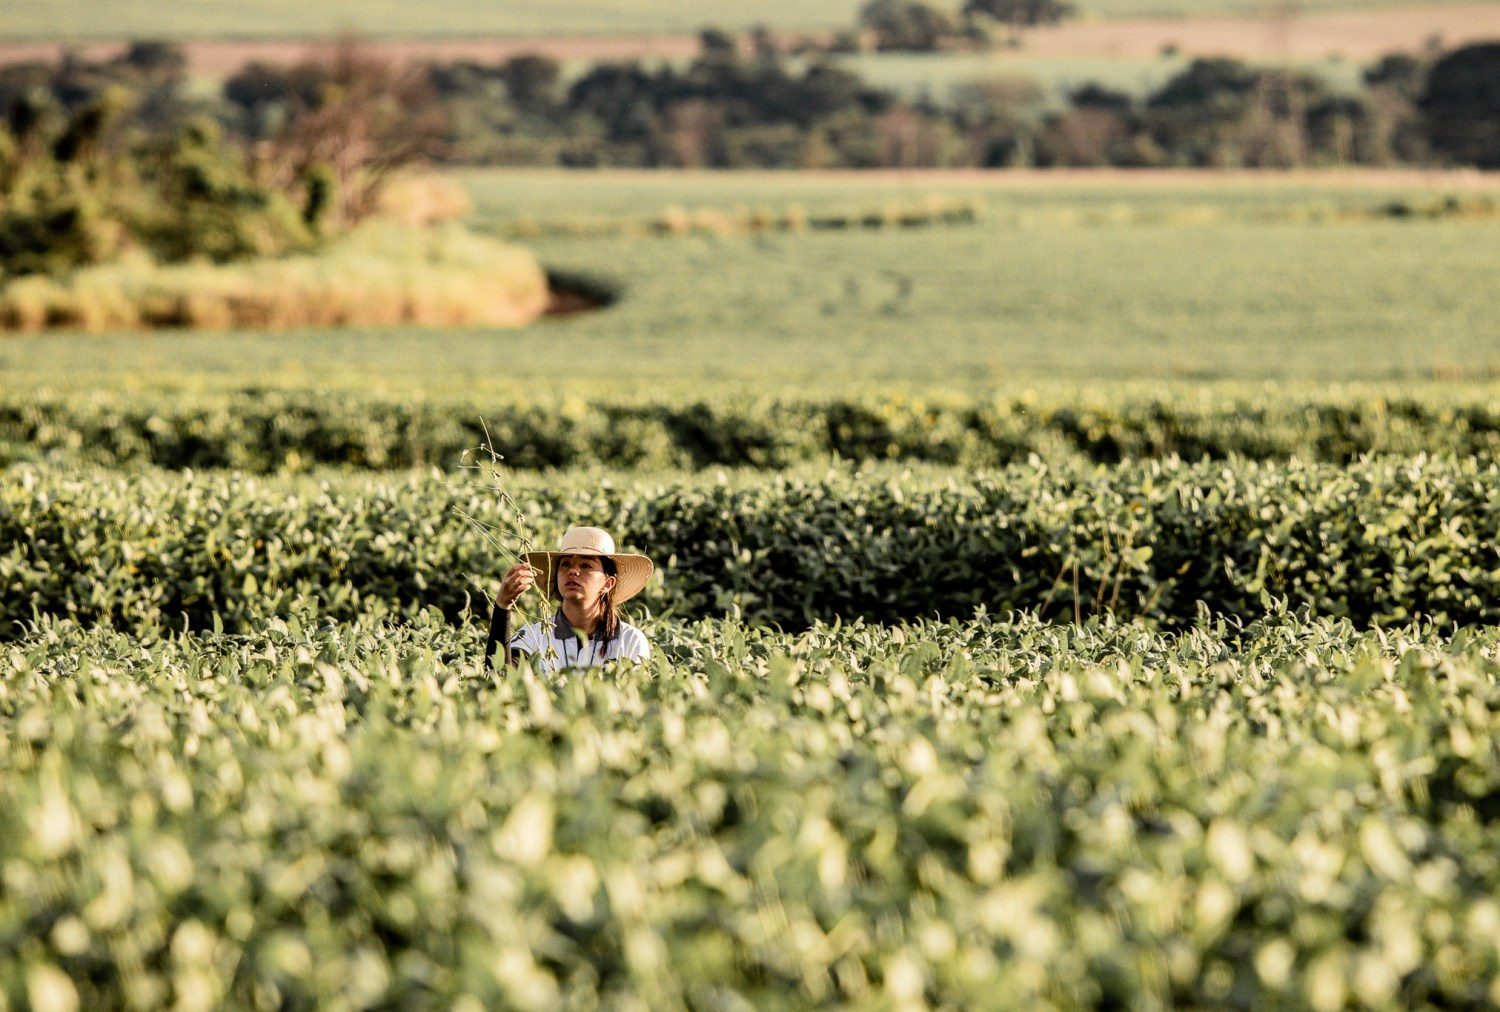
445, 417, 541, 630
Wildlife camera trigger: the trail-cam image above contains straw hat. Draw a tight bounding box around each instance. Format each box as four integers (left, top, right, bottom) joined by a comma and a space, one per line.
524, 526, 655, 604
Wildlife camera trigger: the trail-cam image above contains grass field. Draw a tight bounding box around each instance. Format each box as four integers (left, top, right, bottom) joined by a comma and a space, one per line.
0, 0, 1472, 40
3, 171, 1497, 396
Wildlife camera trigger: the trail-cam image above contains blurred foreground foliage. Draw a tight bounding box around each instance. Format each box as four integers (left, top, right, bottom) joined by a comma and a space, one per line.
1, 613, 1497, 1007
4, 455, 1499, 633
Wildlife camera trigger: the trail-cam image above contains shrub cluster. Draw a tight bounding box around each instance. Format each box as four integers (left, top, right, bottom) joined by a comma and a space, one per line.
1, 111, 316, 281
0, 223, 548, 332
499, 195, 984, 240
491, 191, 1499, 241
3, 457, 1497, 634
5, 388, 1500, 472
1, 615, 1496, 1007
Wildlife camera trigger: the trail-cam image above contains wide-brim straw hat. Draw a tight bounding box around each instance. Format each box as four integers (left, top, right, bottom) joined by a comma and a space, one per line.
523, 526, 655, 605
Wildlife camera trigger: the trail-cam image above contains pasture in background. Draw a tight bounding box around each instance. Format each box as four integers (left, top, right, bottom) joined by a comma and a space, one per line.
3, 170, 1497, 395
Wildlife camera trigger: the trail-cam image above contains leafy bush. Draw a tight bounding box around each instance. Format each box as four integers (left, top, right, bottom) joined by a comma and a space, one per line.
1419, 42, 1500, 169
5, 387, 1500, 471
0, 614, 1496, 1007
497, 194, 984, 240
4, 456, 1499, 634
0, 223, 547, 332
0, 108, 315, 280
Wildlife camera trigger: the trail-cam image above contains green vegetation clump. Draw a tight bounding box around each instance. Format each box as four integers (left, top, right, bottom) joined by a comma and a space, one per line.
9, 387, 1500, 471
0, 223, 548, 332
1, 614, 1497, 1007
503, 194, 985, 240
1418, 42, 1500, 169
5, 456, 1499, 633
0, 104, 316, 280
857, 0, 976, 53
0, 43, 508, 331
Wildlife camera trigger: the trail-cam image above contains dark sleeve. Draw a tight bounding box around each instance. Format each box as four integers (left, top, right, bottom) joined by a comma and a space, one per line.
484, 602, 514, 670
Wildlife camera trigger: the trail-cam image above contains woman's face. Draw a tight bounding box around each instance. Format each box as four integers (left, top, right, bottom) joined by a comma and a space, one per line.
556, 554, 616, 607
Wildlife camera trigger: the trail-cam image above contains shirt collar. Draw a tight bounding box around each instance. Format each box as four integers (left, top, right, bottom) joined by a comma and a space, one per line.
551, 610, 581, 641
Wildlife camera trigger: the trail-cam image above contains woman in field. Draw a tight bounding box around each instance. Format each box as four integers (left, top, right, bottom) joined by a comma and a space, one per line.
484, 526, 653, 671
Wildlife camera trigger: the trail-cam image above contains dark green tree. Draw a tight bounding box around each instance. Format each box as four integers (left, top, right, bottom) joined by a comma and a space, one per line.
117, 40, 187, 79
500, 54, 561, 111
0, 43, 190, 138
0, 91, 134, 277
698, 27, 739, 62
1144, 58, 1265, 166
1418, 42, 1500, 168
963, 0, 1075, 43
128, 118, 314, 263
1364, 53, 1427, 101
858, 0, 960, 52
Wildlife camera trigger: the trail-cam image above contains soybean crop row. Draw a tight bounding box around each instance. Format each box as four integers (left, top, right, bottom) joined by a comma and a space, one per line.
2, 614, 1496, 1008
6, 455, 1498, 634
9, 386, 1500, 473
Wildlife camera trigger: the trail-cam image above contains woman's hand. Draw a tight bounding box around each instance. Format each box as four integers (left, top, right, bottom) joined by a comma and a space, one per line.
496, 563, 536, 609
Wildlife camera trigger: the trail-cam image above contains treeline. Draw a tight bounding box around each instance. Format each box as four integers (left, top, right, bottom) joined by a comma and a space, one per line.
3, 37, 1498, 171
715, 0, 1077, 56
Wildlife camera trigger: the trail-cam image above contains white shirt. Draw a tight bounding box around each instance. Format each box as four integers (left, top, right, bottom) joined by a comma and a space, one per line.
510, 614, 650, 674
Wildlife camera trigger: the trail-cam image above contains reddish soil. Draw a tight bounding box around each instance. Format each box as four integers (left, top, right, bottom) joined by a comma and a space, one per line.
3, 4, 1498, 70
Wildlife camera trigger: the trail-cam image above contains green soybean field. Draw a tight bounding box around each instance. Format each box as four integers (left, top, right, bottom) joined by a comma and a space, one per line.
3, 613, 1499, 1007
4, 170, 1500, 1008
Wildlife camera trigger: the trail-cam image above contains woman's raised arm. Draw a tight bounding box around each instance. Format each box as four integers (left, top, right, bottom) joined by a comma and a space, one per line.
484, 600, 512, 669
483, 563, 536, 669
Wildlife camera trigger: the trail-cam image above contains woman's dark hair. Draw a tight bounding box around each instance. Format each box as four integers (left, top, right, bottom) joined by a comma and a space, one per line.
595, 557, 621, 646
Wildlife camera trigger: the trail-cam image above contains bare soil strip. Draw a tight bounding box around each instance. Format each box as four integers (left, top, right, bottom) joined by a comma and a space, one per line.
2, 5, 1497, 70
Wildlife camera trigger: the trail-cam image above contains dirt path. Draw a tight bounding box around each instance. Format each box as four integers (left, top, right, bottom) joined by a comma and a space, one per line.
2, 4, 1497, 71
